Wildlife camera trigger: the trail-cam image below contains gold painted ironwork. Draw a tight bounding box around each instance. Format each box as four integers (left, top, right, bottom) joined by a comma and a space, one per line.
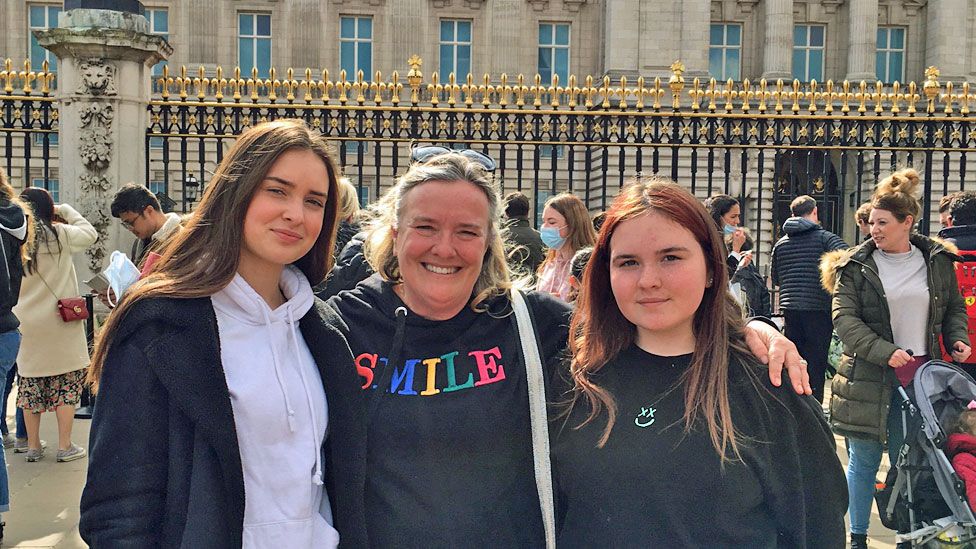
137, 56, 974, 120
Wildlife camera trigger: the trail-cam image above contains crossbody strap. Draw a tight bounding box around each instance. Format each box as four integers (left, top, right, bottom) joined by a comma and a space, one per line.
510, 288, 556, 549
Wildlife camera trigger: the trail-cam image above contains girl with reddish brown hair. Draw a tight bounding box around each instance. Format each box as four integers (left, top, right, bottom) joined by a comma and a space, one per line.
551, 178, 847, 547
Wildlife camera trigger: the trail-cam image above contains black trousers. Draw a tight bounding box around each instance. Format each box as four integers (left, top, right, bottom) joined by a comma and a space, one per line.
783, 309, 834, 404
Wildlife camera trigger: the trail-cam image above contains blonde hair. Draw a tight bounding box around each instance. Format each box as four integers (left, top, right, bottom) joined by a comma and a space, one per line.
872, 168, 922, 222
363, 152, 511, 310
337, 177, 361, 222
88, 120, 342, 390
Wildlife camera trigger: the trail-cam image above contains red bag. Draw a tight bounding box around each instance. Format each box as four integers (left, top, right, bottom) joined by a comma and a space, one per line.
56, 297, 89, 323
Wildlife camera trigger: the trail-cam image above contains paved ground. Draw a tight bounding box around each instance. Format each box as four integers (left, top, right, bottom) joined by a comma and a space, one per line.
0, 397, 903, 548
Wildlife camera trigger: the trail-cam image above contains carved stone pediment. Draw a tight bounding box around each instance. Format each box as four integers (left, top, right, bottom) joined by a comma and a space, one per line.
563, 0, 586, 12
736, 0, 760, 13
528, 0, 549, 11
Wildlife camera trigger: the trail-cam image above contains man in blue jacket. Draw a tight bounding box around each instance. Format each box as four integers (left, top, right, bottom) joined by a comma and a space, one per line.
771, 195, 848, 403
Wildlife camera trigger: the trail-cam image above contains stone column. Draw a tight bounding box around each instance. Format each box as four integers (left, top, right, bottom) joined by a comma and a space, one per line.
601, 0, 641, 79
35, 2, 171, 275
761, 0, 792, 80
845, 0, 878, 82
926, 0, 969, 83
678, 0, 711, 79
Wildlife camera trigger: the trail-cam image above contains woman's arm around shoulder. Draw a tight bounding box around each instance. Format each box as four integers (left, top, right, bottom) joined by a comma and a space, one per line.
54, 204, 98, 251
79, 334, 169, 547
743, 367, 848, 548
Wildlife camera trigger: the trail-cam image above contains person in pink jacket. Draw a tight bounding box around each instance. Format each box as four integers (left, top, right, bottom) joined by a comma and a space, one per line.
948, 401, 976, 508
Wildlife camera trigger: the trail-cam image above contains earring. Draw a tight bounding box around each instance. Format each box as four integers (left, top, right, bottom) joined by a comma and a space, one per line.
706, 276, 714, 287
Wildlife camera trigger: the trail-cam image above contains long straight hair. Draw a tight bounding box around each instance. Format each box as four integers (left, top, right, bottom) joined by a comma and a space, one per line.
568, 178, 756, 459
20, 187, 59, 274
88, 119, 342, 389
538, 192, 596, 271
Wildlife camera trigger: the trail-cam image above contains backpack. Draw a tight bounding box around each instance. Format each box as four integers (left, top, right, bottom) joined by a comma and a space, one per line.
942, 252, 976, 365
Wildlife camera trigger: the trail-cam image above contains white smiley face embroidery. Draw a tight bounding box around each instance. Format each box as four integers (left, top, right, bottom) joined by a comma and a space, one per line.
635, 406, 657, 428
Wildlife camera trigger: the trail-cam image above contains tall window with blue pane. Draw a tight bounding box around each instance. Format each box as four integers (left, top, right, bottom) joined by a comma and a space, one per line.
32, 179, 59, 202
792, 24, 825, 82
340, 17, 373, 80
708, 23, 741, 82
148, 8, 169, 93
876, 27, 905, 84
238, 13, 272, 78
29, 4, 62, 74
439, 20, 472, 79
538, 23, 570, 86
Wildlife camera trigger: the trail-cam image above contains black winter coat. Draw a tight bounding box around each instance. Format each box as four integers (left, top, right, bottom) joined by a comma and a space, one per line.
317, 231, 373, 300
771, 217, 848, 311
79, 297, 366, 548
939, 225, 976, 251
0, 199, 25, 333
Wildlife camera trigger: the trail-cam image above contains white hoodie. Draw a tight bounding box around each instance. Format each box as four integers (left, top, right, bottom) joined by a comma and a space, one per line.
212, 265, 339, 549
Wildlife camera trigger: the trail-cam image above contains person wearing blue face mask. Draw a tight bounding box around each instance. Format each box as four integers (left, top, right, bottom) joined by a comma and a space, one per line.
705, 194, 747, 276
537, 193, 596, 301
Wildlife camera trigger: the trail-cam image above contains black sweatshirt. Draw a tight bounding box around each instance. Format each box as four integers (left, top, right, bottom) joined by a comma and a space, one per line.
551, 345, 848, 548
326, 274, 571, 548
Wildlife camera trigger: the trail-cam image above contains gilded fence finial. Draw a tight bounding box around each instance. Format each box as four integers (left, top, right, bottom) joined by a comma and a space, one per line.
0, 59, 14, 94
19, 60, 36, 95
213, 66, 227, 101
961, 82, 971, 114
193, 66, 207, 100
634, 76, 645, 109
283, 68, 298, 102
907, 81, 918, 114
390, 71, 402, 105
178, 66, 189, 99
668, 60, 685, 110
39, 59, 53, 95
707, 78, 718, 112
407, 55, 423, 104
724, 78, 735, 112
583, 75, 596, 108
943, 80, 954, 114
479, 73, 492, 107
889, 81, 901, 113
741, 79, 753, 113
757, 79, 768, 113
924, 66, 941, 114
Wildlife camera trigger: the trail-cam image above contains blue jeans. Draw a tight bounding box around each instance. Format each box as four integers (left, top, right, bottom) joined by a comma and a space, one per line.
0, 330, 21, 512
846, 388, 906, 535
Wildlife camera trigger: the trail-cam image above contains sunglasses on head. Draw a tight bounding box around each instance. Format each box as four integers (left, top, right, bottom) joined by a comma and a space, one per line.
410, 146, 497, 173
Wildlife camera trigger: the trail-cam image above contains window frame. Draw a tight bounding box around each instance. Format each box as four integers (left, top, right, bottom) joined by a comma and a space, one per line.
538, 22, 571, 86
28, 3, 62, 73
876, 26, 906, 84
708, 23, 742, 82
31, 177, 59, 202
792, 24, 826, 82
339, 16, 373, 80
237, 12, 272, 78
439, 19, 473, 79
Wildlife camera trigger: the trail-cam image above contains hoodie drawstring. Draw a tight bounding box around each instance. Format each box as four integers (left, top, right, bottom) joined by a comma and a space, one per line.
260, 305, 298, 433
367, 306, 408, 421
285, 306, 324, 486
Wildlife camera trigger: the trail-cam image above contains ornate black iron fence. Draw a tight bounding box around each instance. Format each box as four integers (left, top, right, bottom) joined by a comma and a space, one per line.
145, 59, 976, 261
0, 60, 59, 197
0, 56, 973, 264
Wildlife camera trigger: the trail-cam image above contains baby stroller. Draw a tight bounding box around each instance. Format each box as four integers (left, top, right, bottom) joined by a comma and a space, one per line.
878, 360, 976, 547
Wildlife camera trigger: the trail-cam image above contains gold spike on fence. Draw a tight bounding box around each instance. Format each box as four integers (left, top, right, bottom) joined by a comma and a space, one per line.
0, 55, 971, 118
137, 56, 975, 118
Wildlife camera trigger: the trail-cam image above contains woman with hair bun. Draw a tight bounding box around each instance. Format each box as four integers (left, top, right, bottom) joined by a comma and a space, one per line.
821, 167, 971, 549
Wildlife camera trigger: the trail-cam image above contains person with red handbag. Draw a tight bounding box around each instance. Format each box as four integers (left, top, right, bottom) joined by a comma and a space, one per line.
14, 187, 96, 463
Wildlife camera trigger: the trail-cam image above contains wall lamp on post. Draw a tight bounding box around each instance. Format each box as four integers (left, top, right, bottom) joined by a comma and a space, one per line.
183, 174, 200, 212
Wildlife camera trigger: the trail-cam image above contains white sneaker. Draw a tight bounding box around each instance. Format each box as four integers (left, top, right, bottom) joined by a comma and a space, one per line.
56, 443, 86, 463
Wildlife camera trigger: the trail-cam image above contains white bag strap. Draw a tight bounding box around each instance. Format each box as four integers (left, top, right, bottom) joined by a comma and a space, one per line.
510, 288, 556, 549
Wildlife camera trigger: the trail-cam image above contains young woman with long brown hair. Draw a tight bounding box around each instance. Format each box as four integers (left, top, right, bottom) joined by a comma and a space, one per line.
551, 178, 847, 547
80, 120, 360, 548
536, 193, 596, 301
